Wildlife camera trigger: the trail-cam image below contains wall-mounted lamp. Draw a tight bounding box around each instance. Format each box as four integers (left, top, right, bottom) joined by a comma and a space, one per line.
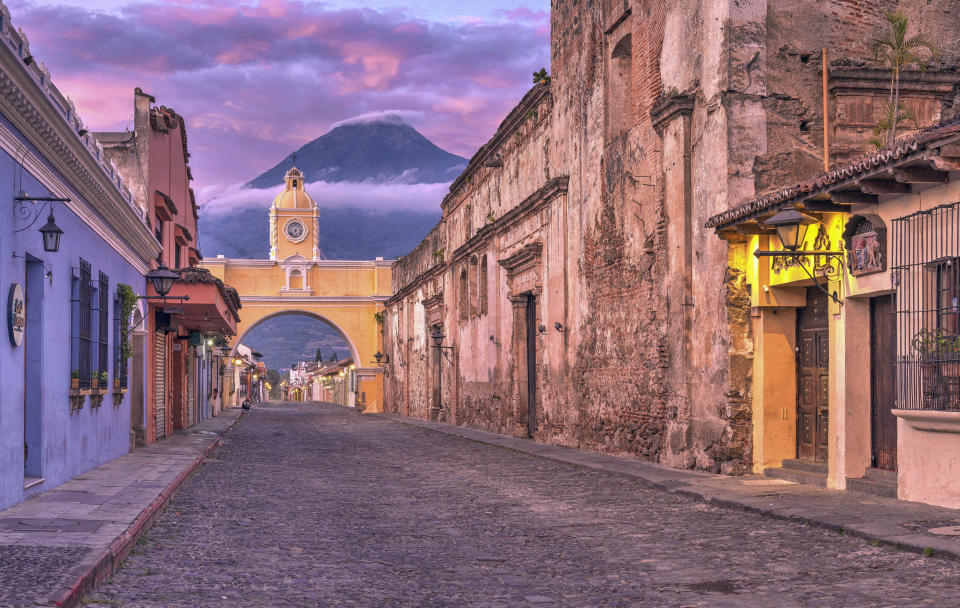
537, 325, 546, 334
431, 328, 454, 363
141, 263, 190, 304
753, 206, 845, 305
77, 129, 89, 137
373, 351, 390, 366
554, 322, 569, 333
13, 193, 68, 253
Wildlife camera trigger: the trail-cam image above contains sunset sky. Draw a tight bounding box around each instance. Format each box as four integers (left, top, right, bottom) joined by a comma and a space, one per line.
7, 0, 550, 200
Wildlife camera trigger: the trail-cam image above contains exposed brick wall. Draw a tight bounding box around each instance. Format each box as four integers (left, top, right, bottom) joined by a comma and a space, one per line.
383, 0, 960, 476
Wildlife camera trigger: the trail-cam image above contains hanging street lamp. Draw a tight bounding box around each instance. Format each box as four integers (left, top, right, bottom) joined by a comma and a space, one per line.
753, 206, 846, 305
38, 211, 63, 252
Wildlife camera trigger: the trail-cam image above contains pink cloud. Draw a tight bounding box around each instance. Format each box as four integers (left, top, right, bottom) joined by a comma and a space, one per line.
6, 0, 550, 198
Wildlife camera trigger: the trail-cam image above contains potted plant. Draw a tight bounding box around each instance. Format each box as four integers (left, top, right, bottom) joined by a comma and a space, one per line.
71, 369, 80, 389
100, 370, 108, 388
114, 375, 121, 390
90, 370, 99, 390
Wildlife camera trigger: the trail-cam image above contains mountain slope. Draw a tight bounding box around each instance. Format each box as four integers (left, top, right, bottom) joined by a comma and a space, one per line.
248, 118, 467, 188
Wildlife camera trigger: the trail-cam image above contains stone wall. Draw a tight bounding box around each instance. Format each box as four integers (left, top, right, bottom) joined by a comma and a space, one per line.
383, 0, 960, 475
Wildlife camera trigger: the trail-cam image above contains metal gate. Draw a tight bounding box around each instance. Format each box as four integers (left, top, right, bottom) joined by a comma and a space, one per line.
892, 202, 960, 411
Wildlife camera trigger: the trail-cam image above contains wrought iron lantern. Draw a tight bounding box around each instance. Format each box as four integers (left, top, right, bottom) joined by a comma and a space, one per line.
431, 329, 445, 348
765, 207, 817, 251
38, 211, 63, 252
146, 263, 179, 298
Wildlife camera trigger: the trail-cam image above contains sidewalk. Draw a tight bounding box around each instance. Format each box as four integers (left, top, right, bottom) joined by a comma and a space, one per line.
0, 408, 242, 608
376, 412, 960, 562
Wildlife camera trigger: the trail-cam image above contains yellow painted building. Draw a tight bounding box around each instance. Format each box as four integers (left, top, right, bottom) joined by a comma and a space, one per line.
708, 120, 960, 509
201, 167, 392, 411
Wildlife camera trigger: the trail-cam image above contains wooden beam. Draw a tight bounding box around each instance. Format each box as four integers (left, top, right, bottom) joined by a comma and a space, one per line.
801, 200, 851, 213
858, 179, 910, 195
937, 142, 960, 156
717, 228, 748, 243
930, 156, 960, 172
831, 191, 878, 206
735, 222, 776, 235
893, 167, 949, 183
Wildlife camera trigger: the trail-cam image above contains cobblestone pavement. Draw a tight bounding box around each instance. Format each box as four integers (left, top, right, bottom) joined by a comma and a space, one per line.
0, 545, 89, 608
85, 403, 960, 607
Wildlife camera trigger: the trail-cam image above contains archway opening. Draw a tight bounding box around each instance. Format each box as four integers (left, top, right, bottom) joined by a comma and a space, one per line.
236, 312, 355, 402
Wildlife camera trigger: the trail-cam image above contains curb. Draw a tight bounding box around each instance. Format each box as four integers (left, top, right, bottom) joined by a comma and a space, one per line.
374, 413, 960, 564
51, 413, 242, 608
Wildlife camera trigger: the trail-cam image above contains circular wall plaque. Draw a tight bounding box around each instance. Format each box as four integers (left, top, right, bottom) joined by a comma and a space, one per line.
8, 283, 24, 347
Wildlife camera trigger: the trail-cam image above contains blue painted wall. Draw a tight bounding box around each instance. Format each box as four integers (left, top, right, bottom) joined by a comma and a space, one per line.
0, 115, 148, 511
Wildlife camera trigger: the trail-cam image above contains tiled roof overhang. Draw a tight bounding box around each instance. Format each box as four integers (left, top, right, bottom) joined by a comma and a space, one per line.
706, 117, 960, 236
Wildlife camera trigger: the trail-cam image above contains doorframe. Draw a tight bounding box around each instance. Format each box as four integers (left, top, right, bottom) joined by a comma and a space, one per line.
23, 254, 45, 479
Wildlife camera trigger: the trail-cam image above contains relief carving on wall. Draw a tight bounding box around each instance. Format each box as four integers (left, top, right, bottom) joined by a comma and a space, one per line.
842, 214, 887, 277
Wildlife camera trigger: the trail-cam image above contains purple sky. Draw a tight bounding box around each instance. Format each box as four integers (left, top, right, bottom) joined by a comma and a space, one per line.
9, 0, 550, 201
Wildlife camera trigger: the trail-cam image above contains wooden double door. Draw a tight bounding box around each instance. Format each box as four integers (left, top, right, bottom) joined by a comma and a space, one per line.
797, 291, 829, 462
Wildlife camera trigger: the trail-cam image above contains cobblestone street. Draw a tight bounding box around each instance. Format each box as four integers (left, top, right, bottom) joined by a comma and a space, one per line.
84, 403, 960, 607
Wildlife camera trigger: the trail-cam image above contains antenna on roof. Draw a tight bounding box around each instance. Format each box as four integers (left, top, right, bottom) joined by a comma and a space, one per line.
292, 153, 297, 167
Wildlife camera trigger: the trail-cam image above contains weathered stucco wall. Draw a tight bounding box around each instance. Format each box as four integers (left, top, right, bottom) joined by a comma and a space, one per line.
383, 0, 960, 475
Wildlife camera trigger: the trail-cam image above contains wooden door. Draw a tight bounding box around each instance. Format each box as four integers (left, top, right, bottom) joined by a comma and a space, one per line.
797, 291, 829, 462
525, 295, 537, 437
870, 295, 898, 470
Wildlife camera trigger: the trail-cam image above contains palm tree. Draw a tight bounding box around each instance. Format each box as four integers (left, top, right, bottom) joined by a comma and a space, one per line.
872, 10, 938, 146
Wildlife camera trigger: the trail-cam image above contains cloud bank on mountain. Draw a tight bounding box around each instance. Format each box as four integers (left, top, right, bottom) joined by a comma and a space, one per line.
200, 179, 448, 217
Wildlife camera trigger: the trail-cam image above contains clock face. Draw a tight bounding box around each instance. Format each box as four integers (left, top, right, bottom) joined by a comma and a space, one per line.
285, 220, 306, 242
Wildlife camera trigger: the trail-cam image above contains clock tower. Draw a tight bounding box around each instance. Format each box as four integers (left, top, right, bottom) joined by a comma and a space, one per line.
269, 166, 322, 261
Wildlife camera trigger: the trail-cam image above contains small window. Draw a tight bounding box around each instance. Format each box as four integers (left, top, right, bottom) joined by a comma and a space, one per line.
98, 272, 109, 383
293, 180, 298, 188
71, 259, 92, 389
469, 256, 479, 316
459, 267, 468, 320
479, 255, 489, 315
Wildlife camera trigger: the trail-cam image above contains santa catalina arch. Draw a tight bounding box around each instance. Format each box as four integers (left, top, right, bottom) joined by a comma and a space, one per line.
202, 167, 391, 410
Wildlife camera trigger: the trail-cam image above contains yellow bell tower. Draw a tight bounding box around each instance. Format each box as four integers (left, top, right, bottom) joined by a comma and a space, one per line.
269, 167, 322, 261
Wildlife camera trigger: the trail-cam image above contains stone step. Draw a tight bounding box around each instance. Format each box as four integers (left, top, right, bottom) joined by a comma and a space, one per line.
780, 458, 828, 475
864, 466, 897, 484
847, 468, 898, 499
764, 466, 827, 487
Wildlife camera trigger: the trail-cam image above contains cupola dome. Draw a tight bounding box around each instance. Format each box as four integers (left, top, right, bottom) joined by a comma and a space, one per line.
272, 166, 316, 210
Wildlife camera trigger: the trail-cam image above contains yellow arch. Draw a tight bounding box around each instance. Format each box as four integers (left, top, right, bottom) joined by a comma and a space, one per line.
201, 258, 391, 412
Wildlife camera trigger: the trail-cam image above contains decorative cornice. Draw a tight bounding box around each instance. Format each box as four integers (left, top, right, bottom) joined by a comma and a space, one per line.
442, 84, 552, 213
650, 93, 695, 133
0, 6, 157, 263
499, 242, 543, 276
451, 176, 569, 263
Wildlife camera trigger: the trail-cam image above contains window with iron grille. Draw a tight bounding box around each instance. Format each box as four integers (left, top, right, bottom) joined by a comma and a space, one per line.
71, 259, 92, 389
113, 291, 128, 390
892, 202, 960, 411
98, 273, 109, 385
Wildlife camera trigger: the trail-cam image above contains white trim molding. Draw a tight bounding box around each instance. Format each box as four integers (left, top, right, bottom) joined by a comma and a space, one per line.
893, 409, 960, 434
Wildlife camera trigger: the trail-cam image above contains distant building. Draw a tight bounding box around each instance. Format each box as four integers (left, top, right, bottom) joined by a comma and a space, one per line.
0, 7, 159, 510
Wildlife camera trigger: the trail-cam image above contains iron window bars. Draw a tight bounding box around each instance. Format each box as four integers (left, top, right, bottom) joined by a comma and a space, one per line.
71, 259, 92, 390
98, 271, 109, 387
892, 201, 960, 411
